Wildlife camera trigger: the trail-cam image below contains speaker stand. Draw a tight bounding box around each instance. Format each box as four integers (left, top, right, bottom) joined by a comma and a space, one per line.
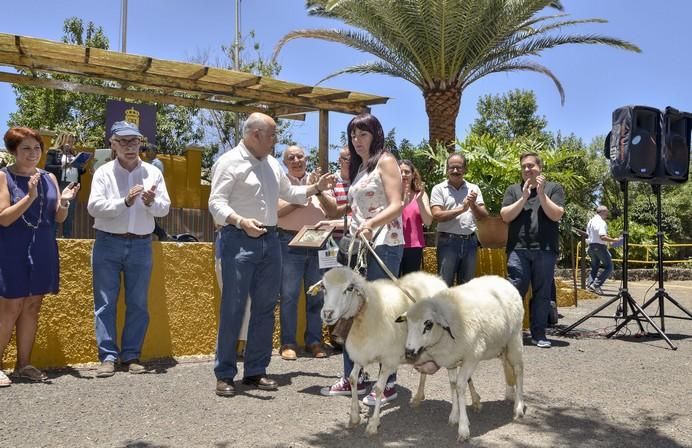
558, 182, 675, 349
609, 185, 691, 347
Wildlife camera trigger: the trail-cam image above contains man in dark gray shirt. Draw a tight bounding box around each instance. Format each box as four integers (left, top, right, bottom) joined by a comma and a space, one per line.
501, 152, 565, 348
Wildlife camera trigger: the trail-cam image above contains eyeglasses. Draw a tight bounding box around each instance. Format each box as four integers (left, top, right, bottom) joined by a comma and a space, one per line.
113, 138, 142, 148
285, 154, 305, 161
448, 165, 465, 171
255, 128, 278, 139
339, 157, 351, 163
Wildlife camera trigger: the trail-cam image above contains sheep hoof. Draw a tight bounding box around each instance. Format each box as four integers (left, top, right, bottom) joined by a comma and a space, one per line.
456, 425, 470, 442
348, 415, 361, 428
365, 421, 379, 435
514, 403, 526, 419
448, 414, 459, 426
471, 401, 482, 413
410, 396, 424, 407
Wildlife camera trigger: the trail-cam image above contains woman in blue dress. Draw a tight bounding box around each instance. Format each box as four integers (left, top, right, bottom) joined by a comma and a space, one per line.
0, 127, 80, 386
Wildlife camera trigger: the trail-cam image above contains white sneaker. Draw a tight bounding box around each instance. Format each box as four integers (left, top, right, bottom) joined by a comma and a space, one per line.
362, 383, 398, 406
531, 339, 552, 348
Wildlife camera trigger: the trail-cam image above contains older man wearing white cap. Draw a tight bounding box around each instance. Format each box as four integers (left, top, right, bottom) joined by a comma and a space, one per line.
87, 121, 171, 377
586, 205, 621, 295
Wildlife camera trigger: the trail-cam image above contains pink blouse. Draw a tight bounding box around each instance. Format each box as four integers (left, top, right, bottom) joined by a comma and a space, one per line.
401, 194, 425, 248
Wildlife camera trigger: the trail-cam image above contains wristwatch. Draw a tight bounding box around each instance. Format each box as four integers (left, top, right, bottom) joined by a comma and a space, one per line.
235, 217, 244, 230
60, 200, 70, 209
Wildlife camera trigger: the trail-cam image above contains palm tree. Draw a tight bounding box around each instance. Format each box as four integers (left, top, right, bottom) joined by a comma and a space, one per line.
273, 0, 640, 149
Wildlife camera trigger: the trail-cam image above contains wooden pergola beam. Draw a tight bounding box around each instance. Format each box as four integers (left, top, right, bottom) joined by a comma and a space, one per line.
287, 86, 314, 96
0, 71, 305, 116
313, 91, 352, 101
2, 52, 370, 115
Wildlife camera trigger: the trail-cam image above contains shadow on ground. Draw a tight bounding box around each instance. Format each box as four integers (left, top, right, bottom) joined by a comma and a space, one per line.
291, 391, 687, 448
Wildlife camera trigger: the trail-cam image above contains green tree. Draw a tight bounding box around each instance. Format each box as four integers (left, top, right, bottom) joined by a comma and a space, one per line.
470, 89, 549, 142
274, 0, 639, 148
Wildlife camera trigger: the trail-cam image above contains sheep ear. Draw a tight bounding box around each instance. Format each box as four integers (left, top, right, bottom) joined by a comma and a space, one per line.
431, 306, 455, 340
395, 312, 407, 323
307, 280, 324, 296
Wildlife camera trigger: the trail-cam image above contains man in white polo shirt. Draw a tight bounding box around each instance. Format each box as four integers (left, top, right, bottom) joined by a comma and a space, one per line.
586, 205, 621, 295
88, 121, 171, 378
430, 153, 488, 286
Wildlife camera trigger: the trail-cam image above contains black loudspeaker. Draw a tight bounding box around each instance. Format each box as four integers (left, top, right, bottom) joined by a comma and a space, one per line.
607, 105, 691, 184
608, 105, 660, 182
660, 107, 690, 183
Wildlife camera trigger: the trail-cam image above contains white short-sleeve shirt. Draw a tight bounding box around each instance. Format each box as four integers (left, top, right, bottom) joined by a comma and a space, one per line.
430, 179, 484, 235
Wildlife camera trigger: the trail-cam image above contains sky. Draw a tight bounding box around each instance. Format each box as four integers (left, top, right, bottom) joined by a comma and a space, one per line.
1, 0, 692, 155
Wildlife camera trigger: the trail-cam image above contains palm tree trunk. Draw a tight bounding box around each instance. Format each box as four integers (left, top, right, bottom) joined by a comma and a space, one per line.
424, 87, 461, 152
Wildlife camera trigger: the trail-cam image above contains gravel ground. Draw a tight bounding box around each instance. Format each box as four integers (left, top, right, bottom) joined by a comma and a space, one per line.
1, 279, 691, 448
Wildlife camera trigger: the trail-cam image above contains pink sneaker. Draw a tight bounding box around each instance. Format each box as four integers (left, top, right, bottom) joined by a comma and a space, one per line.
362, 383, 398, 406
320, 376, 366, 396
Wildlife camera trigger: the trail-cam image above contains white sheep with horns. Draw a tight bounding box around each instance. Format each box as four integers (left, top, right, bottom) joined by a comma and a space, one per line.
397, 275, 526, 442
314, 266, 480, 435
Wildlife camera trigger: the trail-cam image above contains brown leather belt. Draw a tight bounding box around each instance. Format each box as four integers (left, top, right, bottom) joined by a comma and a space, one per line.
101, 231, 151, 240
278, 228, 298, 236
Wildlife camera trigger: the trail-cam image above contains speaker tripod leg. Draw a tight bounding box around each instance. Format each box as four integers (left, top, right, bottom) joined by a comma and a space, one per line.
557, 292, 625, 336
607, 292, 677, 350
661, 291, 692, 319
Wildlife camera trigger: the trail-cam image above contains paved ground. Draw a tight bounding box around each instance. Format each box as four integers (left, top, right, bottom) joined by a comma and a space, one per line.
1, 279, 691, 448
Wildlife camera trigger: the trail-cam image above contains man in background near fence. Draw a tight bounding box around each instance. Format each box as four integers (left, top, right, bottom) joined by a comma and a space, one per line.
88, 121, 171, 377
586, 205, 621, 295
277, 145, 329, 361
501, 152, 564, 349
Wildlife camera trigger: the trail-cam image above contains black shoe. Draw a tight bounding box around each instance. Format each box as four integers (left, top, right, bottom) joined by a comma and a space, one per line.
216, 378, 236, 397
242, 375, 278, 391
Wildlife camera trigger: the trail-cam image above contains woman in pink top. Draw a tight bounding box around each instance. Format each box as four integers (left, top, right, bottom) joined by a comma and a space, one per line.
398, 160, 432, 275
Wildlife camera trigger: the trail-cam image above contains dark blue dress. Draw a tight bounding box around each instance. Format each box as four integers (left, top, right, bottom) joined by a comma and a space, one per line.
0, 168, 59, 298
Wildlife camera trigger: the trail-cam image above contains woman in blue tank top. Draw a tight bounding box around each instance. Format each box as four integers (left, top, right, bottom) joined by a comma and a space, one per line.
0, 127, 80, 386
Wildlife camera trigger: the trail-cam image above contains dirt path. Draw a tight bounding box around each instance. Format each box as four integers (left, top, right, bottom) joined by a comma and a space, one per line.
1, 280, 690, 447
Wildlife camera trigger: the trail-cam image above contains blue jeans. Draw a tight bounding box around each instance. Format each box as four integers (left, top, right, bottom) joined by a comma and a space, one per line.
437, 233, 478, 286
92, 231, 153, 363
506, 249, 557, 341
279, 232, 324, 347
343, 244, 403, 383
587, 244, 613, 288
215, 226, 281, 380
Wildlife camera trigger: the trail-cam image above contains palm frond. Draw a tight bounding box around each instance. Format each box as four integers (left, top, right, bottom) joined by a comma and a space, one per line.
272, 29, 423, 86
314, 61, 420, 86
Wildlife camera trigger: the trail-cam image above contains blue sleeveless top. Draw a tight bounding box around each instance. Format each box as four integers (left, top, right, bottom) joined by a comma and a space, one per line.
0, 167, 60, 298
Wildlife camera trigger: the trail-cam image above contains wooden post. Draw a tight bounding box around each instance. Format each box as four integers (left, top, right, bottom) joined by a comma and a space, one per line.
318, 109, 328, 172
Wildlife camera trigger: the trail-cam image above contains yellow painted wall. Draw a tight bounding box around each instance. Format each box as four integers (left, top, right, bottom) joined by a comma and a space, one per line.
2, 243, 522, 369
2, 240, 219, 369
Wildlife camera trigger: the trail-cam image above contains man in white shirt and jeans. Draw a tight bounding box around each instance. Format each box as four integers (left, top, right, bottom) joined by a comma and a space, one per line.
208, 112, 334, 397
586, 205, 621, 295
87, 121, 171, 377
430, 153, 488, 286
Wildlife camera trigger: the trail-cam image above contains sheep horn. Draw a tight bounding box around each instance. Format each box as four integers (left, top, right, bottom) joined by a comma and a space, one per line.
307, 280, 324, 296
